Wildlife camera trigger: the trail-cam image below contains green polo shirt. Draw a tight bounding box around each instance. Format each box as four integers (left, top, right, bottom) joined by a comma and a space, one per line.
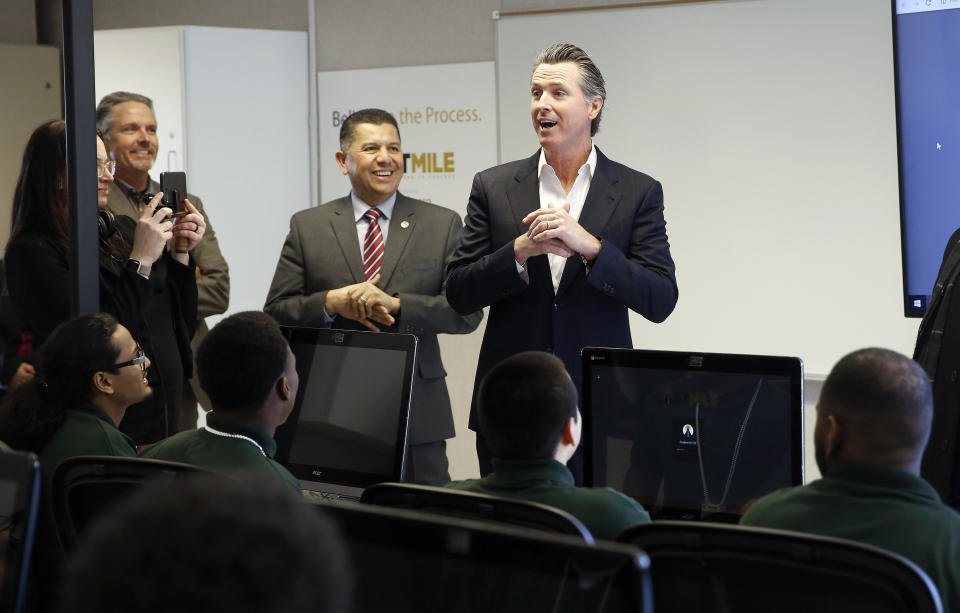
446, 458, 650, 540
139, 414, 300, 492
33, 403, 138, 605
39, 403, 137, 492
741, 463, 960, 612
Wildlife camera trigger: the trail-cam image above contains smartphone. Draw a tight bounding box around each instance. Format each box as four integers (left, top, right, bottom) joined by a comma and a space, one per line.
159, 171, 187, 214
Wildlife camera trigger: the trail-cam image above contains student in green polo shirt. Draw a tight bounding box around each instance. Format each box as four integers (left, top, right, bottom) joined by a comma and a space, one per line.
0, 312, 147, 612
140, 311, 300, 491
446, 351, 650, 540
741, 348, 960, 612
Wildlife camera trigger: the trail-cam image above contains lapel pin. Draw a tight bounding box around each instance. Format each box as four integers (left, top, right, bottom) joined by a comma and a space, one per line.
400, 220, 410, 229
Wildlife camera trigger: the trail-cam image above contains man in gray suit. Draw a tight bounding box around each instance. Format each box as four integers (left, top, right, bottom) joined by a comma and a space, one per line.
265, 108, 482, 485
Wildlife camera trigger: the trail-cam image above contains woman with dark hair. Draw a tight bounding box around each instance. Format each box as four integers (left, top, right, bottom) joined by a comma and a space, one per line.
0, 312, 151, 612
4, 120, 205, 445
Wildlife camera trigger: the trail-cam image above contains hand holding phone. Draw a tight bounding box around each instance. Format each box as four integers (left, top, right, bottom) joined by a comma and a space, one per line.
160, 171, 189, 251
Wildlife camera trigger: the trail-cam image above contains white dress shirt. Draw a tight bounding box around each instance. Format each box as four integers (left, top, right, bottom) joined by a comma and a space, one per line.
538, 144, 597, 291
351, 191, 397, 247
321, 191, 398, 323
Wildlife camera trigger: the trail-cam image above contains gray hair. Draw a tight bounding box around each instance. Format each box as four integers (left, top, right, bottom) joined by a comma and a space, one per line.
96, 91, 155, 140
533, 43, 606, 137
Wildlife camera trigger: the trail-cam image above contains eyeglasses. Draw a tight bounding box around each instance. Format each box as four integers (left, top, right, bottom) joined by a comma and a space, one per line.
113, 345, 146, 372
97, 160, 117, 178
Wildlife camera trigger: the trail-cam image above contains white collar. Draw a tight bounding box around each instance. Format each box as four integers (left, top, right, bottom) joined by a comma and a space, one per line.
538, 143, 597, 181
202, 425, 266, 457
351, 191, 397, 223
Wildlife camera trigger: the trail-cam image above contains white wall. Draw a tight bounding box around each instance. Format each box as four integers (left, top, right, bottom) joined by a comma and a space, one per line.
0, 44, 61, 250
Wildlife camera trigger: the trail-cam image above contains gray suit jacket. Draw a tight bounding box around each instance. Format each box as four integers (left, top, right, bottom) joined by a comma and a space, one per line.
264, 192, 482, 444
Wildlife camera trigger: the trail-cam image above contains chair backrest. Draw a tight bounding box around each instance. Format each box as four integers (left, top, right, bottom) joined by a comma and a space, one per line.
618, 521, 943, 613
317, 499, 651, 613
0, 448, 40, 613
51, 455, 207, 553
360, 481, 594, 542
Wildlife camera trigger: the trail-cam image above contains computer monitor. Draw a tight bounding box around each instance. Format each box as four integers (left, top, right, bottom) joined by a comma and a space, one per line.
893, 2, 960, 316
582, 348, 803, 522
316, 500, 652, 613
276, 327, 417, 496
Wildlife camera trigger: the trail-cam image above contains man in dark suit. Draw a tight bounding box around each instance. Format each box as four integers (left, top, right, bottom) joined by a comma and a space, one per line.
914, 227, 960, 507
446, 43, 678, 481
265, 108, 482, 485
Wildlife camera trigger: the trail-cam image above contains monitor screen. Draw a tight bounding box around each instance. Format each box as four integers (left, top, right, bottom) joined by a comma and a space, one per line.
276, 328, 416, 489
894, 2, 960, 316
583, 349, 804, 522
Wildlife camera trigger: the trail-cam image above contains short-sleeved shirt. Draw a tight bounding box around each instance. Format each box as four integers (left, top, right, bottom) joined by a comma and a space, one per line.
139, 414, 300, 492
740, 463, 960, 612
446, 457, 649, 540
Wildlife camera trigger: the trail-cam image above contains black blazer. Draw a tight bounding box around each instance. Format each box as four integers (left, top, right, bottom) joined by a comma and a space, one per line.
446, 148, 678, 428
915, 226, 960, 503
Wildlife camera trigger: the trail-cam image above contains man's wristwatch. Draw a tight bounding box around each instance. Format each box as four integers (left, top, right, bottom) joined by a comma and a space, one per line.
125, 258, 151, 280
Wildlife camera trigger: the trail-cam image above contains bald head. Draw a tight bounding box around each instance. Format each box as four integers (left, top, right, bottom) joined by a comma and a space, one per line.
816, 348, 932, 472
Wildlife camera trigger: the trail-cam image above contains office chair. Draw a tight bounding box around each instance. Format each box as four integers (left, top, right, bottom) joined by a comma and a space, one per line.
618, 520, 942, 613
0, 447, 40, 613
319, 499, 651, 613
51, 455, 208, 553
360, 481, 594, 542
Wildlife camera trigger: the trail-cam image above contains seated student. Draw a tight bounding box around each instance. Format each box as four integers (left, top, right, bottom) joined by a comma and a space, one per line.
0, 312, 144, 480
60, 473, 351, 613
140, 311, 300, 491
446, 351, 649, 540
741, 348, 960, 612
0, 312, 147, 612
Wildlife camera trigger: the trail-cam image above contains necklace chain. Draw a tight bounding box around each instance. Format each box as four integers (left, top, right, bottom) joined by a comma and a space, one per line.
202, 425, 266, 457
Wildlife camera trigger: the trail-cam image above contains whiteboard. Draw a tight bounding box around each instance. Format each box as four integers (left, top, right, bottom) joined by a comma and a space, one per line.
496, 0, 919, 376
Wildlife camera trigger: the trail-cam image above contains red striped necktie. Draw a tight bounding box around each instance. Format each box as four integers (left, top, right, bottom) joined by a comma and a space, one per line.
362, 208, 385, 280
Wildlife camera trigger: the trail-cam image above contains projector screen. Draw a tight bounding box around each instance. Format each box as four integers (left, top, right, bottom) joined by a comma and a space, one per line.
495, 0, 918, 375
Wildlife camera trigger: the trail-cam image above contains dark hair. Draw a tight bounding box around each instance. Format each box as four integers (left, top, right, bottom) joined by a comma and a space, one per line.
95, 91, 155, 139
478, 351, 578, 460
60, 473, 352, 613
7, 119, 70, 258
0, 313, 120, 452
533, 43, 606, 137
338, 108, 400, 152
820, 347, 933, 457
197, 311, 290, 414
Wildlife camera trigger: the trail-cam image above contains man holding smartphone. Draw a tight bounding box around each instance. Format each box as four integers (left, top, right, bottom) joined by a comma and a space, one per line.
96, 91, 230, 433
